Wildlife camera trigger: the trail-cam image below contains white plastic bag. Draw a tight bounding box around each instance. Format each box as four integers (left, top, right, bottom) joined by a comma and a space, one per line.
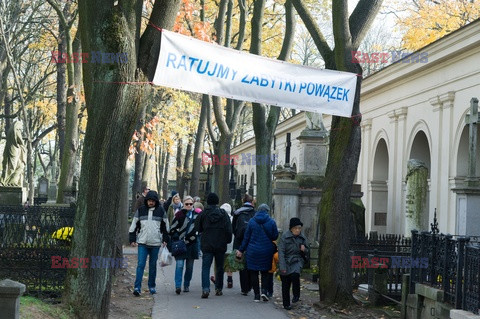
159, 246, 173, 267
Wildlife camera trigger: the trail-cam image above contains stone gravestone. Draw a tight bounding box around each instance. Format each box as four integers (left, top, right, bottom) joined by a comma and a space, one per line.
35, 176, 48, 205
48, 179, 57, 203
296, 112, 329, 188
0, 121, 27, 205
453, 97, 480, 235
405, 159, 429, 235
0, 279, 26, 319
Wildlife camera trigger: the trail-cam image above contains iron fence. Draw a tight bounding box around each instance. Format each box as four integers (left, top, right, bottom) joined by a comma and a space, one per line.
410, 230, 480, 314
351, 233, 412, 254
350, 233, 412, 301
464, 244, 480, 314
0, 204, 75, 298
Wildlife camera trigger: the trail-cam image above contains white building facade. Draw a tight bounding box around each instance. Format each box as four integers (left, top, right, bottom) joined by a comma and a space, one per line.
231, 20, 480, 236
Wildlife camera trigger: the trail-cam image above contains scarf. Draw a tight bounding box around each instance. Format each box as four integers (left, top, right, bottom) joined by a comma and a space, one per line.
172, 201, 183, 211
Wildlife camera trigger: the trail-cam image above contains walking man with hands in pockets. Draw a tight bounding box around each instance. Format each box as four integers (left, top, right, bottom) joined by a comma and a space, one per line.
129, 190, 170, 296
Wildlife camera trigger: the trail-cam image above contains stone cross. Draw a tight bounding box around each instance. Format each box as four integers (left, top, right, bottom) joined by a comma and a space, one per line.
465, 97, 479, 186
285, 133, 291, 165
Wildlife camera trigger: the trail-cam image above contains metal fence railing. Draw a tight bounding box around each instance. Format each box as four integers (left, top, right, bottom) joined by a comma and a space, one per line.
410, 230, 480, 314
351, 229, 480, 311
350, 233, 412, 301
0, 204, 75, 299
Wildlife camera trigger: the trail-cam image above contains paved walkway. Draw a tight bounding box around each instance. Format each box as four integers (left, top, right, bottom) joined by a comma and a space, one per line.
151, 255, 290, 319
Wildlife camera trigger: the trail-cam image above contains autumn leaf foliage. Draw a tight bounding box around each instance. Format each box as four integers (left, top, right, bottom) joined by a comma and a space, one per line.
393, 0, 480, 51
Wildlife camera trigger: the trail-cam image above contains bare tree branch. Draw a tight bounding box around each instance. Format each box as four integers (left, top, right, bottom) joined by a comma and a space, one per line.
290, 0, 335, 68
349, 0, 384, 49
32, 124, 58, 147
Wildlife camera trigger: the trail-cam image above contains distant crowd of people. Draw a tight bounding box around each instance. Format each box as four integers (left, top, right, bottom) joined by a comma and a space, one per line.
128, 187, 309, 310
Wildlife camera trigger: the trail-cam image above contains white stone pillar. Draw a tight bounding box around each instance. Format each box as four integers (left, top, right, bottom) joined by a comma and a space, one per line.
361, 119, 372, 232
430, 92, 455, 234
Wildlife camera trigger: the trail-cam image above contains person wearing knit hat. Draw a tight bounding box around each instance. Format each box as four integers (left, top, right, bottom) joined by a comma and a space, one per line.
289, 217, 303, 229
206, 192, 220, 205
236, 202, 279, 303
278, 217, 309, 310
195, 193, 232, 298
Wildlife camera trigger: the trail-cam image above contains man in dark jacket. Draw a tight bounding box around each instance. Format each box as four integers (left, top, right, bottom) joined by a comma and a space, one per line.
129, 190, 169, 296
232, 194, 255, 295
195, 192, 232, 299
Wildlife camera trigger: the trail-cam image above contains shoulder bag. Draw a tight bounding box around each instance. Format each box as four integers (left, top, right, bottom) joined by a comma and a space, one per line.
171, 215, 194, 256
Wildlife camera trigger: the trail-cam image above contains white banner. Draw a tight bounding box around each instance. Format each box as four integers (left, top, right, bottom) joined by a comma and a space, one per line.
153, 30, 357, 118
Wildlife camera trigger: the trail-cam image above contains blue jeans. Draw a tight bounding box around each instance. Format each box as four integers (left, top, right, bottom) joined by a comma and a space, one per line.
197, 234, 202, 256
201, 251, 225, 292
175, 258, 195, 289
135, 245, 160, 291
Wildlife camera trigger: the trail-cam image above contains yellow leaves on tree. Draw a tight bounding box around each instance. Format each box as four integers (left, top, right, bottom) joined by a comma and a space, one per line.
394, 0, 480, 51
128, 89, 201, 159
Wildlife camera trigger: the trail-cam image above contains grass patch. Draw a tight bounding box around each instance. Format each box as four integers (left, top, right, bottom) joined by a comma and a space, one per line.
20, 296, 72, 319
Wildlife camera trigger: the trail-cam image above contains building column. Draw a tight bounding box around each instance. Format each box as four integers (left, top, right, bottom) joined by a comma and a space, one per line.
396, 108, 408, 234
388, 107, 408, 234
361, 119, 372, 232
430, 92, 455, 234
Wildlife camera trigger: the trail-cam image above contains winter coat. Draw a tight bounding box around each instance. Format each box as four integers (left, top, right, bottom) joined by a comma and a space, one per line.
129, 191, 170, 247
278, 230, 309, 275
239, 211, 279, 271
169, 208, 199, 260
195, 205, 232, 254
232, 203, 255, 249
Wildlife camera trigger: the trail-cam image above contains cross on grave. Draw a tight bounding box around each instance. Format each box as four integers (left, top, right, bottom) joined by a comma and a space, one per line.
465, 97, 480, 186
285, 133, 291, 165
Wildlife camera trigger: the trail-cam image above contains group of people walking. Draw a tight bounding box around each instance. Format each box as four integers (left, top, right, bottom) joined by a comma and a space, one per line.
128, 188, 310, 310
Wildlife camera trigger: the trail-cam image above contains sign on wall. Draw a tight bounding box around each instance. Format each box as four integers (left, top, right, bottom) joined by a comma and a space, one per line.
153, 30, 358, 118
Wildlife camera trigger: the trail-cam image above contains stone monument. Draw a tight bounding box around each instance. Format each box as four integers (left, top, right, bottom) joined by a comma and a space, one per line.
0, 121, 27, 205
296, 111, 329, 188
405, 159, 429, 235
272, 164, 300, 234
35, 176, 49, 205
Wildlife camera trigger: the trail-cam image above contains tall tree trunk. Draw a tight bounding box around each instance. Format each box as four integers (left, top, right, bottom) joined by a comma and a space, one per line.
163, 150, 171, 200
57, 31, 81, 203
190, 95, 208, 197
63, 0, 182, 316
291, 0, 383, 304
131, 106, 146, 203
155, 145, 163, 196
179, 137, 193, 198
216, 133, 232, 203
175, 137, 183, 193
158, 143, 166, 194
250, 0, 294, 206
56, 15, 67, 162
